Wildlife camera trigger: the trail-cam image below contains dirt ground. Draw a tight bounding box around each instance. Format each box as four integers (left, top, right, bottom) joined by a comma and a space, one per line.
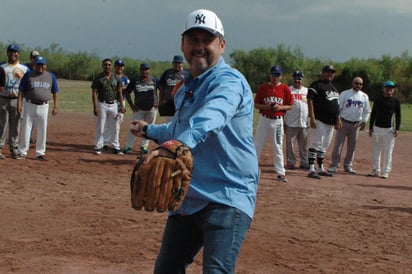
0, 111, 411, 274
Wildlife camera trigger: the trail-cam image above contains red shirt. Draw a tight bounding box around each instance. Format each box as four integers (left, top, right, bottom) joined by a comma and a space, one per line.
254, 82, 293, 117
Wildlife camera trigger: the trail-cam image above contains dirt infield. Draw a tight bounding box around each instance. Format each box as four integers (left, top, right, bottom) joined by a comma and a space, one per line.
0, 111, 411, 274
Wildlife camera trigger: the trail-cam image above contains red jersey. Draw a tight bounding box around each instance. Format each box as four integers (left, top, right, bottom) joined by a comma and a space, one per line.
254, 82, 293, 117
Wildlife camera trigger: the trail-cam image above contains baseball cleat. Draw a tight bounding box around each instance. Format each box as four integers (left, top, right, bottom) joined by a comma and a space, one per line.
318, 171, 333, 177
327, 166, 338, 173
94, 148, 102, 155
368, 170, 380, 177
380, 173, 389, 179
344, 168, 356, 174
308, 172, 321, 179
276, 175, 288, 182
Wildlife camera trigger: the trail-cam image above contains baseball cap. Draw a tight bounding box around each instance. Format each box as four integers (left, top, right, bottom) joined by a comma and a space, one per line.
115, 59, 125, 66
182, 9, 224, 37
383, 80, 395, 88
322, 65, 337, 73
34, 56, 47, 65
292, 70, 304, 79
173, 55, 183, 63
270, 65, 283, 75
140, 63, 150, 70
30, 50, 40, 57
7, 44, 20, 52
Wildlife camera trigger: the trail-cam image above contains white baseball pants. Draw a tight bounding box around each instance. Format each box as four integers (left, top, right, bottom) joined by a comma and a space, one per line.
94, 101, 120, 150
371, 126, 395, 174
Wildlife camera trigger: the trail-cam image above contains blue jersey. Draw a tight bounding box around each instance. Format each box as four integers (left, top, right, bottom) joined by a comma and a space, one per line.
147, 58, 259, 218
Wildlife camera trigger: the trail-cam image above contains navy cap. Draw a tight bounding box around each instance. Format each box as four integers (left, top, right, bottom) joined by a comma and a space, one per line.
172, 55, 183, 63
7, 44, 20, 52
270, 65, 283, 75
292, 70, 304, 79
115, 59, 125, 66
322, 65, 336, 73
34, 56, 47, 65
383, 80, 395, 88
140, 63, 150, 70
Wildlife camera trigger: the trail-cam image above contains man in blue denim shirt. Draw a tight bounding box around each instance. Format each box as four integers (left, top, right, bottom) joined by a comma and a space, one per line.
131, 9, 259, 274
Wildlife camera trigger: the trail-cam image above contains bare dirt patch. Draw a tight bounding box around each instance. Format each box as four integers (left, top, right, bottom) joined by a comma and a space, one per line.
1, 111, 411, 273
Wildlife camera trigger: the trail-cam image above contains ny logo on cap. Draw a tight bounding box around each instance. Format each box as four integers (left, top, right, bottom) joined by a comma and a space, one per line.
194, 13, 206, 24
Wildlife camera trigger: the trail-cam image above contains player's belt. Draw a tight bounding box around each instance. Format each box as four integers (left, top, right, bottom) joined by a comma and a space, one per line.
99, 100, 115, 104
26, 99, 48, 105
263, 114, 282, 119
0, 95, 18, 99
341, 117, 359, 125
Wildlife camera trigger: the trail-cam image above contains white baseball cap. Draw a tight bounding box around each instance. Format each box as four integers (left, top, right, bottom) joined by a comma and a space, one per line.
182, 9, 224, 37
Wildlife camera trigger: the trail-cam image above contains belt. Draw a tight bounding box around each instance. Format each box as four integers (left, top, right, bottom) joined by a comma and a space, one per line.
99, 100, 115, 104
341, 117, 359, 125
26, 98, 48, 105
263, 114, 282, 119
1, 96, 18, 99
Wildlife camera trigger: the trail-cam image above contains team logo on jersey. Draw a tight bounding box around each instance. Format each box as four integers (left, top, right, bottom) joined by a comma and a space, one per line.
13, 68, 24, 79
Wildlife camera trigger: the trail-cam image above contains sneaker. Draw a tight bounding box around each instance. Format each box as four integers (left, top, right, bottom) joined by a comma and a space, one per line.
14, 153, 26, 160
327, 166, 338, 174
94, 148, 102, 155
113, 148, 124, 155
122, 146, 132, 154
140, 146, 148, 154
368, 170, 380, 177
286, 164, 296, 170
0, 152, 5, 160
318, 171, 333, 177
276, 175, 288, 183
308, 171, 321, 179
344, 168, 357, 174
102, 145, 109, 152
380, 173, 389, 179
36, 155, 47, 161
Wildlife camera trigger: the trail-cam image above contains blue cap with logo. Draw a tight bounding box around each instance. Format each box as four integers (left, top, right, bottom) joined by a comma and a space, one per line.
140, 63, 150, 70
383, 80, 395, 88
270, 65, 283, 75
292, 70, 304, 79
34, 56, 47, 65
7, 44, 20, 52
115, 59, 125, 66
173, 55, 183, 63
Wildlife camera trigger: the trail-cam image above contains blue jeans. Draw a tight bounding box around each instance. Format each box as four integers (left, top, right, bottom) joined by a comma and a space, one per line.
154, 203, 252, 274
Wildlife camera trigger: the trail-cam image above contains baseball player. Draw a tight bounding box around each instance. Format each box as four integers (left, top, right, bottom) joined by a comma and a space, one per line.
284, 70, 309, 170
254, 65, 293, 182
307, 65, 340, 179
368, 80, 401, 179
103, 59, 129, 150
15, 56, 58, 160
91, 58, 125, 155
328, 77, 371, 174
0, 44, 29, 159
122, 63, 159, 155
158, 55, 185, 122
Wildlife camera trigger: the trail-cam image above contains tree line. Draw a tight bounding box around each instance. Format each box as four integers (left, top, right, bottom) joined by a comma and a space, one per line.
2, 42, 411, 103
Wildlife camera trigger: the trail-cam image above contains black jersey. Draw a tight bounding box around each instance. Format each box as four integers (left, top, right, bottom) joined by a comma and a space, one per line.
307, 79, 339, 125
369, 96, 401, 130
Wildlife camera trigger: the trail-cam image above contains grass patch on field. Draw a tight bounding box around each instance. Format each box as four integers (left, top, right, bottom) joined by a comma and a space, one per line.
58, 79, 412, 132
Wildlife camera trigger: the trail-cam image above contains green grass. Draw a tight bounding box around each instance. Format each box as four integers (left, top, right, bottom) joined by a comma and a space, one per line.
58, 79, 412, 132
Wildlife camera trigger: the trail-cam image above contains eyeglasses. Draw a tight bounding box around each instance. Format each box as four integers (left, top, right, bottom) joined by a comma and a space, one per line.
103, 63, 112, 67
354, 82, 363, 86
293, 78, 302, 81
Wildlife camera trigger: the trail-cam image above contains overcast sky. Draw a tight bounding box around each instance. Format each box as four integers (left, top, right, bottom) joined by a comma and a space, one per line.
2, 0, 411, 63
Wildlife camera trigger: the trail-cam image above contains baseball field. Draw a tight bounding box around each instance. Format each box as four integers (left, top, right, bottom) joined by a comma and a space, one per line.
0, 80, 411, 273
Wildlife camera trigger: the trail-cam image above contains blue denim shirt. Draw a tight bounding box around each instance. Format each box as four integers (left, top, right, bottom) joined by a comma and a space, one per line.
147, 57, 259, 218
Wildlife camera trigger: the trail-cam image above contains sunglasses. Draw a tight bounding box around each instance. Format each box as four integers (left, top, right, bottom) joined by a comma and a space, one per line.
354, 82, 363, 86
103, 63, 112, 67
